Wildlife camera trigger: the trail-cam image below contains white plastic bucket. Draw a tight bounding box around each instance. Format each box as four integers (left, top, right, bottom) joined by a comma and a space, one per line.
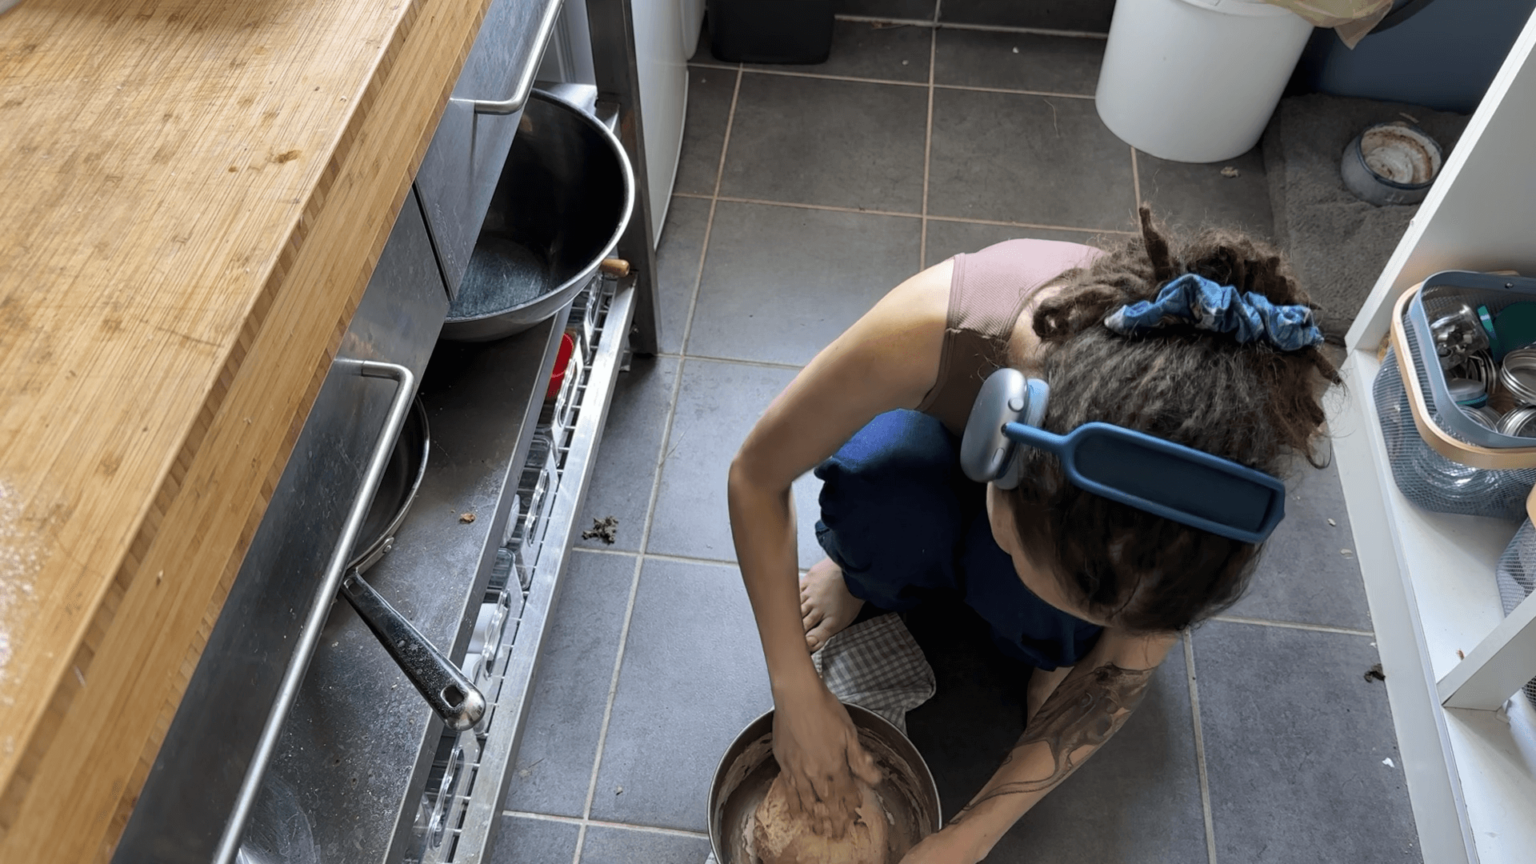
1095, 0, 1314, 163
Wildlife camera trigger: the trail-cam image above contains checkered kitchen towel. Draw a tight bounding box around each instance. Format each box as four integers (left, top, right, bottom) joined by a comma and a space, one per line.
812, 612, 936, 735
704, 613, 934, 863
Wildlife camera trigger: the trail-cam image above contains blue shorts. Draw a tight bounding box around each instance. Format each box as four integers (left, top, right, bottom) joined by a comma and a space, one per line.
814, 410, 1101, 670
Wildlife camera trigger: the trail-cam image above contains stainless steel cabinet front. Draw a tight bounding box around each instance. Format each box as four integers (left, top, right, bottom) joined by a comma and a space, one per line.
416, 0, 564, 300
113, 188, 448, 864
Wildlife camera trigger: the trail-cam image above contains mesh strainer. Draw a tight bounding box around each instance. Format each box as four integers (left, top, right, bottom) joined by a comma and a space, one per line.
1494, 521, 1536, 709
1373, 348, 1536, 520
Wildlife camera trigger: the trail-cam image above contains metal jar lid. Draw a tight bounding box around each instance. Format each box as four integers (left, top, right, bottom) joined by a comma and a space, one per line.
1498, 348, 1536, 406
1497, 405, 1536, 437
1447, 377, 1487, 406
1456, 351, 1496, 387
1462, 405, 1502, 431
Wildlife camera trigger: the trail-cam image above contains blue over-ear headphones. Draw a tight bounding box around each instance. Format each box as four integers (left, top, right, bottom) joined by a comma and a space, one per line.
959, 369, 1287, 544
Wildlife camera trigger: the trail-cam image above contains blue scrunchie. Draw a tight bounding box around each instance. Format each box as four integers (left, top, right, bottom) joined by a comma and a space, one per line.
1103, 273, 1324, 351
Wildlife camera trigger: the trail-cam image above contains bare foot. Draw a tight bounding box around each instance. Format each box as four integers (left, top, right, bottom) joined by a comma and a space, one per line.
800, 558, 865, 653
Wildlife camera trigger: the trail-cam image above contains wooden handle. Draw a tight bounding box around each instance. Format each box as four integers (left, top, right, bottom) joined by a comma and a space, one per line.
599, 257, 630, 277
1389, 285, 1536, 470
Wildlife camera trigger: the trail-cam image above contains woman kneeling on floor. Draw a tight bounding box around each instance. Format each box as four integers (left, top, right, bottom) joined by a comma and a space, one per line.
726, 207, 1338, 862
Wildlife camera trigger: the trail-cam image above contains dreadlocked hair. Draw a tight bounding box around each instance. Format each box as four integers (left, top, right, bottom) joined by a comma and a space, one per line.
1007, 206, 1341, 634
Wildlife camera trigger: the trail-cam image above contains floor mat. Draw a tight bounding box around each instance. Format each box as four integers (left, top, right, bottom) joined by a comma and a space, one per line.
1262, 92, 1470, 341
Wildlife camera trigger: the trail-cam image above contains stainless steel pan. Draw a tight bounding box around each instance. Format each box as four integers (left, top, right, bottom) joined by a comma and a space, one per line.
340, 398, 486, 730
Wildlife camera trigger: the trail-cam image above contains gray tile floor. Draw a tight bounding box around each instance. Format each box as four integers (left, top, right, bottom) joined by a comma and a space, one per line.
493, 12, 1421, 864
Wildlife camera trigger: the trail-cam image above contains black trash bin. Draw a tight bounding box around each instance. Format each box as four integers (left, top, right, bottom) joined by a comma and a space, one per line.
707, 0, 835, 64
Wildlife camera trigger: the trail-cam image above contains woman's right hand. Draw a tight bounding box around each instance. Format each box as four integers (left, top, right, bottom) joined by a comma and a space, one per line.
771, 678, 883, 839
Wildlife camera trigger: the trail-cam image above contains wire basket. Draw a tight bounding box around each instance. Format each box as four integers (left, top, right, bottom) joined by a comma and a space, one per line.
1373, 346, 1536, 520
1493, 521, 1536, 709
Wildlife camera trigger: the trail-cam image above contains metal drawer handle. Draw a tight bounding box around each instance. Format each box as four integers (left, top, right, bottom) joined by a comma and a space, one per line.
455, 0, 564, 116
214, 359, 418, 864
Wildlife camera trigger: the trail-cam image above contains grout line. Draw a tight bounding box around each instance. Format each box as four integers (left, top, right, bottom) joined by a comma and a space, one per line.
572, 65, 745, 864
836, 13, 1110, 40
936, 82, 1094, 100
649, 349, 801, 368
727, 65, 928, 89
507, 809, 587, 825
1131, 147, 1143, 210
574, 546, 743, 570
649, 351, 804, 372
921, 0, 941, 272
572, 556, 641, 862
715, 195, 1146, 239
925, 214, 1136, 235
677, 66, 743, 358
919, 13, 937, 270
682, 191, 1137, 238
713, 195, 919, 220
925, 0, 940, 271
572, 546, 642, 559
936, 20, 1111, 40
1183, 632, 1220, 864
715, 62, 1096, 101
1209, 615, 1375, 638
506, 809, 712, 840
836, 13, 936, 28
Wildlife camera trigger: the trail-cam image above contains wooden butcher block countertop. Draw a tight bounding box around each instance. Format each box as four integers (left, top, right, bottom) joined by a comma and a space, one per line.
0, 0, 491, 859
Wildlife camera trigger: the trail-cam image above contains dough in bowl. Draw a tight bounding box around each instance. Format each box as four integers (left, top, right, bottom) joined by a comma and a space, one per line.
752, 772, 889, 864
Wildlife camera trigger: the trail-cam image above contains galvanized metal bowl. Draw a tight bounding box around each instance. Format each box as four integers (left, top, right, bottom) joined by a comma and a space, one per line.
708, 705, 942, 864
1341, 123, 1442, 206
440, 88, 634, 342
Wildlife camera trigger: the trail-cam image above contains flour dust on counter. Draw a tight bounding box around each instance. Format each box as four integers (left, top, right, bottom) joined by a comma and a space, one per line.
0, 480, 42, 688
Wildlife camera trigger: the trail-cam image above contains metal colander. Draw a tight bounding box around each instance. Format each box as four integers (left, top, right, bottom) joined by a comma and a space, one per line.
1373, 347, 1536, 520
1494, 521, 1536, 708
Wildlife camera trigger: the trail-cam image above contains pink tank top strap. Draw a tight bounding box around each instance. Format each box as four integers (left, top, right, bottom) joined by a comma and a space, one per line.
917, 239, 1105, 436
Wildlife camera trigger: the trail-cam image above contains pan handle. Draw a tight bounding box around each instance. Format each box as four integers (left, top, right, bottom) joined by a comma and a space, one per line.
214, 360, 417, 864
340, 569, 487, 730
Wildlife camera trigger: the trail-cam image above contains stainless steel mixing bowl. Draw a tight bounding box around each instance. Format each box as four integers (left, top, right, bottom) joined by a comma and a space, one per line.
440, 88, 634, 341
708, 705, 942, 864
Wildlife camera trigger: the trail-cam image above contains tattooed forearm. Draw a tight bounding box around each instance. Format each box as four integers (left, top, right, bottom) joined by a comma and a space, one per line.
949, 662, 1154, 822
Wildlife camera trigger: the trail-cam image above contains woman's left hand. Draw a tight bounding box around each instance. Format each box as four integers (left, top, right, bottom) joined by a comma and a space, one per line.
899, 826, 980, 864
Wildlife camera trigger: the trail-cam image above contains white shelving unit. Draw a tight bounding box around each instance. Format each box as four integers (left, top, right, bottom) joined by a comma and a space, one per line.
1333, 12, 1536, 864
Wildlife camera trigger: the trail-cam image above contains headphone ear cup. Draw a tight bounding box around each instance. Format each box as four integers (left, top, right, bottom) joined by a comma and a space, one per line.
993, 378, 1049, 491
994, 448, 1024, 490
961, 369, 1029, 484
1024, 378, 1050, 426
